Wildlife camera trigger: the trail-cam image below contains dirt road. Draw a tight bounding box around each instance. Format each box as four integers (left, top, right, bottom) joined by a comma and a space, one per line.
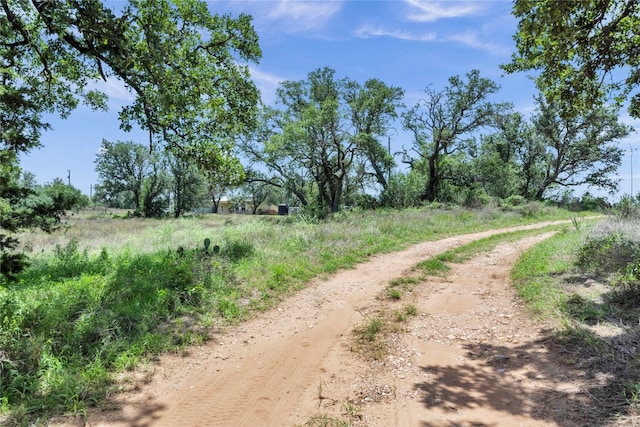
80, 222, 581, 427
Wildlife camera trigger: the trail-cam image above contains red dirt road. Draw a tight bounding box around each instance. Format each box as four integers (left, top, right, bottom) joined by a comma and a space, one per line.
75, 221, 579, 427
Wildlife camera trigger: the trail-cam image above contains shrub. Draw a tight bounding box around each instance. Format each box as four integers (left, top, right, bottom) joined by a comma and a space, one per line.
502, 194, 526, 208
222, 238, 254, 262
577, 220, 640, 274
609, 260, 640, 307
462, 187, 491, 209
519, 201, 546, 218
615, 195, 640, 220
379, 172, 424, 208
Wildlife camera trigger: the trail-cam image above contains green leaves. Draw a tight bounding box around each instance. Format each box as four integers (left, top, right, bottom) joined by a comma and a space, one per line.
528, 98, 630, 198
244, 67, 403, 213
504, 0, 640, 118
402, 70, 510, 202
1, 0, 261, 159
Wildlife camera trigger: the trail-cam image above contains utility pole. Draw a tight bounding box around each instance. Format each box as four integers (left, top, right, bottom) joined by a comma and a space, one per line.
67, 169, 71, 186
630, 143, 635, 198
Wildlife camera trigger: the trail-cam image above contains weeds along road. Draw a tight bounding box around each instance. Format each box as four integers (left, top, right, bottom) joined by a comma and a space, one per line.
83, 220, 574, 427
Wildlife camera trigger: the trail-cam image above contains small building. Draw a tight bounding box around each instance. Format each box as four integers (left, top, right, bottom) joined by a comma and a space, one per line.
195, 197, 294, 215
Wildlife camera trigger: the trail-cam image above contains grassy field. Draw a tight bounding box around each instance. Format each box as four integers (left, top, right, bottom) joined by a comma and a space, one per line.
0, 204, 590, 425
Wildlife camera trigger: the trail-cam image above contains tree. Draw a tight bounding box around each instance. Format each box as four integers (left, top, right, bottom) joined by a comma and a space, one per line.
243, 67, 403, 213
0, 152, 64, 280
469, 137, 519, 201
1, 0, 261, 158
241, 178, 272, 214
468, 113, 526, 200
241, 110, 314, 209
94, 139, 171, 216
19, 171, 39, 191
167, 153, 207, 218
94, 140, 148, 211
504, 0, 640, 117
379, 171, 425, 208
343, 78, 404, 190
41, 179, 90, 211
521, 98, 632, 200
203, 157, 245, 213
140, 153, 170, 218
402, 70, 511, 202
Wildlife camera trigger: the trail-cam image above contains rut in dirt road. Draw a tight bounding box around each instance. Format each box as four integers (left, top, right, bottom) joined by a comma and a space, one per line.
88, 221, 570, 427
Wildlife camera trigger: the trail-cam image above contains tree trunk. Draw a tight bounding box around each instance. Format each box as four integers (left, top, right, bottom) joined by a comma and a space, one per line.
422, 155, 439, 202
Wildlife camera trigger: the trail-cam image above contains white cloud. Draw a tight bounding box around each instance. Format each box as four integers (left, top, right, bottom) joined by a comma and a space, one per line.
618, 110, 640, 130
250, 67, 285, 105
87, 77, 135, 103
267, 0, 342, 32
355, 24, 436, 41
404, 0, 485, 22
354, 24, 508, 55
446, 30, 511, 56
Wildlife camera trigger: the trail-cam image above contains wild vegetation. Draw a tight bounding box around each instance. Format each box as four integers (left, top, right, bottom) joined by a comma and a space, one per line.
0, 204, 583, 425
3, 1, 640, 425
508, 207, 640, 424
3, 0, 635, 277
336, 203, 640, 426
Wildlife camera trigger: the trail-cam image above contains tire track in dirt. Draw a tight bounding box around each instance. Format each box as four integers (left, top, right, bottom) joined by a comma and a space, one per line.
327, 232, 562, 427
83, 221, 572, 427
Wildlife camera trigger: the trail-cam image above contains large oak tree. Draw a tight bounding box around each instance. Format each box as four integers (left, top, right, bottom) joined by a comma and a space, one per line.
503, 0, 640, 117
524, 98, 632, 199
402, 70, 511, 202
244, 67, 403, 213
1, 0, 260, 275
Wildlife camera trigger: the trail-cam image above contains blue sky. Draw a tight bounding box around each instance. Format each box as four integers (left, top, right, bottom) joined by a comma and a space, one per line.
19, 0, 640, 200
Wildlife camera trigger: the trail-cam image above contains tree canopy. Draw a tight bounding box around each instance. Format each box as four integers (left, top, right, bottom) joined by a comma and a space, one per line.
503, 0, 640, 117
1, 0, 261, 160
402, 70, 511, 202
524, 98, 631, 199
1, 0, 261, 277
242, 67, 403, 213
94, 140, 210, 217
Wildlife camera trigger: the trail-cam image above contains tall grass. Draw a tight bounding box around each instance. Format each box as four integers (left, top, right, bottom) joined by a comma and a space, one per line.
1, 205, 583, 425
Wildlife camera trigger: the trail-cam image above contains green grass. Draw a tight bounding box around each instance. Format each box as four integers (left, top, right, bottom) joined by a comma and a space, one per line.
415, 257, 450, 276
435, 224, 568, 264
510, 229, 584, 316
393, 304, 418, 322
508, 217, 640, 427
352, 315, 388, 361
1, 205, 586, 425
386, 288, 402, 300
404, 303, 418, 316
299, 414, 350, 427
362, 317, 384, 342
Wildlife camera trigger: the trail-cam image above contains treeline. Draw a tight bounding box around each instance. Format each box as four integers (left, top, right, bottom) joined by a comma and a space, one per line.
2, 0, 636, 279
93, 67, 631, 217
92, 139, 284, 217
0, 162, 90, 279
